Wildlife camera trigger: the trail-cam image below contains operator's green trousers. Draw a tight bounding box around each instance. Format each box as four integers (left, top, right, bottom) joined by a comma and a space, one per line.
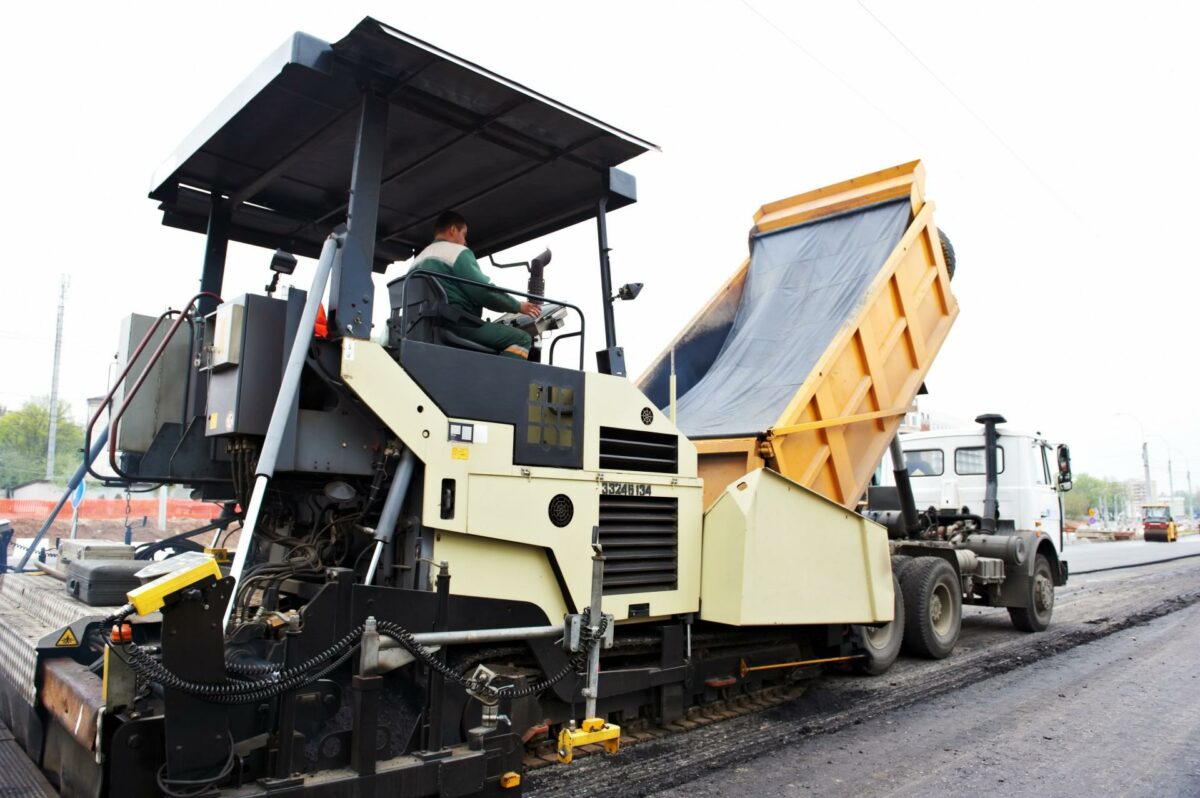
449, 321, 532, 359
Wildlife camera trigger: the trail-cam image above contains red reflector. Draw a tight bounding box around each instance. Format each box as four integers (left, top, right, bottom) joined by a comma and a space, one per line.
705, 676, 737, 689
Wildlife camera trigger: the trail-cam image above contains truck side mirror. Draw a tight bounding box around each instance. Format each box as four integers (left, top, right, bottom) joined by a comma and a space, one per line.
1056, 444, 1073, 492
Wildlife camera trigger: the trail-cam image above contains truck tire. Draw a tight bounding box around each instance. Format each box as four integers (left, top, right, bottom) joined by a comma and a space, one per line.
852, 572, 905, 675
939, 229, 956, 280
1008, 553, 1054, 632
900, 557, 961, 659
891, 555, 915, 582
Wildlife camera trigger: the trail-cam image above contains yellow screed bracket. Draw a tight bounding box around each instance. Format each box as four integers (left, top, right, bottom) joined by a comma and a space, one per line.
127, 558, 222, 616
556, 718, 620, 764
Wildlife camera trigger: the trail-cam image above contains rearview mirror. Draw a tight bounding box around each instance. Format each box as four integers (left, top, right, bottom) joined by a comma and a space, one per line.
1056, 444, 1073, 492
616, 282, 644, 301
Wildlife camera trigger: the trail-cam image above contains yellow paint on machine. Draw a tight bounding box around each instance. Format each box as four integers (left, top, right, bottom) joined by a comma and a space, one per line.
700, 469, 892, 626
432, 530, 570, 620
127, 557, 222, 616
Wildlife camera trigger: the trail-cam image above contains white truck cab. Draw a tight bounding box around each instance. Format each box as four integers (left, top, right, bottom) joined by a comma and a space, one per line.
878, 427, 1068, 553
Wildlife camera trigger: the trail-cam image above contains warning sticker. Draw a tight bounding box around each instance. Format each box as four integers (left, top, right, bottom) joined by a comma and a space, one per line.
451, 447, 469, 461
208, 413, 218, 430
55, 628, 79, 647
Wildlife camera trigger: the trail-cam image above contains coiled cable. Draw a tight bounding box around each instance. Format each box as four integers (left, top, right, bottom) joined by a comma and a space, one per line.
120, 609, 608, 705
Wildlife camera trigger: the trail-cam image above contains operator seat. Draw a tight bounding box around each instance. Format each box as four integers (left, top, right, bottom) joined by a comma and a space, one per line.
386, 272, 496, 354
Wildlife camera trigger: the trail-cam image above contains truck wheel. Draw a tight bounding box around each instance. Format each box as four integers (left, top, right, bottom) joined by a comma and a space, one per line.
852, 572, 905, 675
939, 229, 956, 280
900, 557, 961, 659
891, 555, 915, 582
1008, 553, 1054, 632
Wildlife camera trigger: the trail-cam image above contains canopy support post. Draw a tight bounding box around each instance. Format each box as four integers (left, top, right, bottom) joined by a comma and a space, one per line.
595, 197, 625, 376
331, 90, 389, 340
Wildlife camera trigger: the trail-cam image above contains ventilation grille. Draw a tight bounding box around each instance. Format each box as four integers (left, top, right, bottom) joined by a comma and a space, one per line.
599, 427, 678, 474
599, 495, 678, 594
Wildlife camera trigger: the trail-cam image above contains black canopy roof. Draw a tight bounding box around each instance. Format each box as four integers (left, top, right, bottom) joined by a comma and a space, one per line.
150, 18, 657, 264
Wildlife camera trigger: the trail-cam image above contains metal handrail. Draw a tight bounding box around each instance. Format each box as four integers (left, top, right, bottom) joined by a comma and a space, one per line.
107, 292, 222, 482
395, 269, 586, 370
548, 330, 583, 368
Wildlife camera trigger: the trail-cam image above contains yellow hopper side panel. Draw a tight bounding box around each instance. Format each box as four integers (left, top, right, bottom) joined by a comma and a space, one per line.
699, 468, 892, 626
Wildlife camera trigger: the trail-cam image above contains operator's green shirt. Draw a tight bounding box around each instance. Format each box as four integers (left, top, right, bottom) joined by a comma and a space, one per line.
409, 240, 520, 317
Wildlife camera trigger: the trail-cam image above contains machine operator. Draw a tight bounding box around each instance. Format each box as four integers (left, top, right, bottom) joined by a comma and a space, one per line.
410, 210, 542, 359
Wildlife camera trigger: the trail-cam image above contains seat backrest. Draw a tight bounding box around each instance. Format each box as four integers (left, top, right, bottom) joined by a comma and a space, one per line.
387, 272, 448, 345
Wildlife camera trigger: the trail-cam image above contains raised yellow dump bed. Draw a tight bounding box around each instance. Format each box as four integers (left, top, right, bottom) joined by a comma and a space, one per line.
639, 161, 958, 510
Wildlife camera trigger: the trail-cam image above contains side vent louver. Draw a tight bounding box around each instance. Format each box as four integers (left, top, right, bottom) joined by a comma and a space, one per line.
599, 426, 678, 474
599, 495, 678, 594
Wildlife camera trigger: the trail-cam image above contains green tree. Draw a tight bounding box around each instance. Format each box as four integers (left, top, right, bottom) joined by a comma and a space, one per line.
0, 398, 84, 490
1063, 472, 1127, 521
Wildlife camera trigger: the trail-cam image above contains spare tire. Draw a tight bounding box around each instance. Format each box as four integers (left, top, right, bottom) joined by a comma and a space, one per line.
939, 229, 956, 280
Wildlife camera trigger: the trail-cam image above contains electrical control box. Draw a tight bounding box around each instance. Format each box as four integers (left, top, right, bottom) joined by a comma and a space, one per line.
114, 313, 191, 454
204, 294, 287, 437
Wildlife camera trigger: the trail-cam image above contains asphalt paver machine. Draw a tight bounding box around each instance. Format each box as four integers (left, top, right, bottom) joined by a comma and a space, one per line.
0, 18, 1066, 798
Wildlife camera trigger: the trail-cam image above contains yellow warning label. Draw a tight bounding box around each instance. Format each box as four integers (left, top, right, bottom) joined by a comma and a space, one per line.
55, 628, 79, 647
208, 413, 218, 430
451, 447, 469, 461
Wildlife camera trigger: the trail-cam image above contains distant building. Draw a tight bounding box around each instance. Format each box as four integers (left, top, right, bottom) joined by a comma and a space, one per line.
898, 398, 963, 433
1124, 479, 1156, 505
5, 480, 60, 500
85, 396, 116, 480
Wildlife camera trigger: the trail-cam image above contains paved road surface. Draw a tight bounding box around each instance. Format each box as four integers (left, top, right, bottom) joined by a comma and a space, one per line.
652, 593, 1200, 797
1064, 534, 1200, 573
529, 557, 1200, 797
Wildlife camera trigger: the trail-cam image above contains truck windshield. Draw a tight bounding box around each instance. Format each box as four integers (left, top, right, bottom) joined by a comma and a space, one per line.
1143, 506, 1170, 520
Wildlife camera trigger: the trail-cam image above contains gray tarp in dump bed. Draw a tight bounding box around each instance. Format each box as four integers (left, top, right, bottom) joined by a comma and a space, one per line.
650, 199, 910, 438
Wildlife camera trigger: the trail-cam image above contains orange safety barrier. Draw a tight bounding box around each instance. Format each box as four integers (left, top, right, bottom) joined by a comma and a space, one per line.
0, 498, 218, 521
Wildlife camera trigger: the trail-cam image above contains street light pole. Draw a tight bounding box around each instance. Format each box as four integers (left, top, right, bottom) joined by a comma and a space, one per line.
1142, 441, 1153, 502
1148, 434, 1176, 511
1169, 448, 1192, 519
1189, 469, 1194, 519
1118, 413, 1152, 504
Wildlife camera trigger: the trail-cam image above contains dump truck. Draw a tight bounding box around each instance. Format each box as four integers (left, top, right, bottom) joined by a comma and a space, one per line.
0, 18, 1063, 798
875, 422, 1074, 631
1141, 503, 1178, 542
639, 164, 1072, 655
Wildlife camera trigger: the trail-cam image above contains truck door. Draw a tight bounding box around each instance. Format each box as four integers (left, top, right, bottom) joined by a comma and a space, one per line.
1037, 441, 1063, 551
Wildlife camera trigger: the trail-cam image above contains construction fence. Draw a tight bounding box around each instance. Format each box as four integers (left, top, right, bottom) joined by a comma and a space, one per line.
0, 499, 219, 521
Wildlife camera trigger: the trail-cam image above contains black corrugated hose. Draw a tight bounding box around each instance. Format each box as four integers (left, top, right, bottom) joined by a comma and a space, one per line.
113, 609, 608, 705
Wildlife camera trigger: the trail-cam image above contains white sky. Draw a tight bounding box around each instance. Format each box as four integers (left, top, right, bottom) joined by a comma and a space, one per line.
0, 1, 1197, 494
